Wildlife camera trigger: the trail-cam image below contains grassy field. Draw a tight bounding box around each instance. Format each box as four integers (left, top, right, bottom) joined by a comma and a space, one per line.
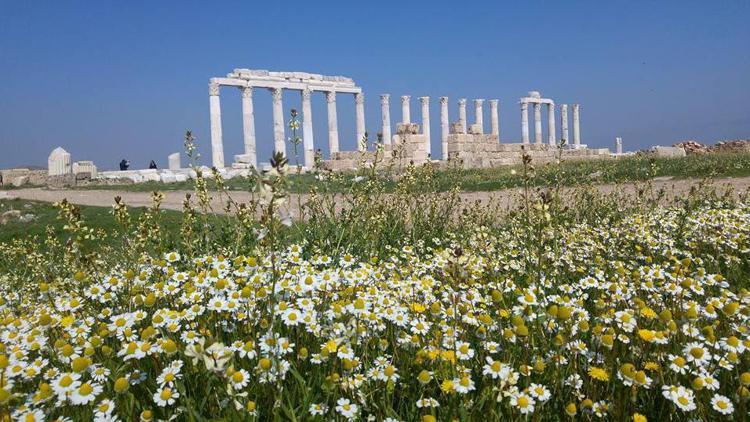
69, 152, 750, 193
1, 156, 748, 420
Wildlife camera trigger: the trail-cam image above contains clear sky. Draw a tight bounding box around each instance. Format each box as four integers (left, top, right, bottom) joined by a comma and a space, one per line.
1, 0, 749, 170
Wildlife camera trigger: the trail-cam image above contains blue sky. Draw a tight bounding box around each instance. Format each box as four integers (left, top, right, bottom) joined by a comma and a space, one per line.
1, 0, 748, 169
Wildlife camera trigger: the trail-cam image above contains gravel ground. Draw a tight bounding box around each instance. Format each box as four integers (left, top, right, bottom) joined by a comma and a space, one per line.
4, 176, 750, 218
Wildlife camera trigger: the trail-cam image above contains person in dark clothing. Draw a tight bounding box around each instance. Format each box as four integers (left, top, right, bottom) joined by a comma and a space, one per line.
148, 160, 157, 169
119, 159, 130, 171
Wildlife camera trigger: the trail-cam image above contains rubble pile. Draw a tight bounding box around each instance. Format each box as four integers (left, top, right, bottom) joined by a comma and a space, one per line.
672, 139, 750, 155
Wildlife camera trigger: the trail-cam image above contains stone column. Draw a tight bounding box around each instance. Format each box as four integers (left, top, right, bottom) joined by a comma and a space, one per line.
380, 94, 391, 145
270, 88, 286, 156
355, 92, 366, 150
474, 99, 484, 133
547, 103, 556, 146
326, 91, 339, 154
401, 95, 411, 124
301, 89, 314, 167
533, 103, 542, 145
208, 83, 224, 168
440, 96, 449, 160
489, 99, 499, 139
615, 137, 623, 154
521, 101, 529, 144
560, 104, 569, 144
458, 98, 467, 134
240, 86, 257, 167
572, 104, 581, 148
420, 96, 431, 155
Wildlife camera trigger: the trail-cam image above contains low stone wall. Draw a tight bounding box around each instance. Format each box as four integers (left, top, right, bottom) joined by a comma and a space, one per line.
0, 169, 48, 187
323, 133, 430, 171
447, 134, 611, 168
96, 167, 251, 184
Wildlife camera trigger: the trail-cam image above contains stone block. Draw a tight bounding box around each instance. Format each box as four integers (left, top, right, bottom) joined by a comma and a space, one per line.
48, 147, 72, 176
651, 146, 686, 158
174, 174, 189, 183
468, 124, 484, 135
73, 161, 97, 178
168, 153, 181, 170
396, 123, 419, 135
161, 173, 177, 184
12, 176, 29, 187
233, 154, 255, 164
450, 122, 464, 134
74, 172, 91, 181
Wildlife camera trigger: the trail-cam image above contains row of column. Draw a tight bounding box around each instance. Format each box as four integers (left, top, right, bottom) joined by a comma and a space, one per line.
209, 83, 365, 169
520, 102, 581, 147
381, 95, 500, 159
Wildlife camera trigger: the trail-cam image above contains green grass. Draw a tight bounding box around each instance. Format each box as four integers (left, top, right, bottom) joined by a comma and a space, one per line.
0, 199, 184, 245
73, 152, 750, 193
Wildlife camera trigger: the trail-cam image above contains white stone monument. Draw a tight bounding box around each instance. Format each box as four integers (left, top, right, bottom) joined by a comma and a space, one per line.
48, 147, 72, 176
72, 161, 97, 178
168, 153, 181, 170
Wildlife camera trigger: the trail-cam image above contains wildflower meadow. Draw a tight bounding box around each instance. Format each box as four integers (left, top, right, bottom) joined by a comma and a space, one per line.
1, 129, 749, 421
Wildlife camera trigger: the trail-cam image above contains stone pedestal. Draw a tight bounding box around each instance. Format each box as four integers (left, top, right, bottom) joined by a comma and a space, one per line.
168, 153, 181, 170
48, 147, 72, 176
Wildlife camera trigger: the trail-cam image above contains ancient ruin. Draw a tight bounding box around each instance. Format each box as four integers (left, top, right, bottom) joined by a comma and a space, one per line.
205, 69, 607, 172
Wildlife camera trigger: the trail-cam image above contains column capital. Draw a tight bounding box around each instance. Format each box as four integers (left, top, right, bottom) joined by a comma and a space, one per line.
355, 92, 364, 105
301, 88, 312, 100
270, 87, 282, 101
419, 96, 430, 103
401, 95, 411, 102
439, 96, 448, 105
209, 83, 220, 96
326, 91, 336, 103
458, 98, 467, 105
380, 93, 390, 103
474, 99, 485, 106
521, 102, 528, 109
240, 86, 253, 98
489, 99, 499, 106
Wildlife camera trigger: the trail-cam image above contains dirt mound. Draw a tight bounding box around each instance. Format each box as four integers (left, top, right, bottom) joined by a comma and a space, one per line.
673, 139, 750, 154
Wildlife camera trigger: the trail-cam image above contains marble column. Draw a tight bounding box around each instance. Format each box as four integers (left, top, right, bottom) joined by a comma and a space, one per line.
440, 96, 449, 160
474, 99, 484, 133
240, 86, 257, 168
326, 91, 339, 154
355, 92, 366, 150
420, 96, 430, 155
615, 137, 623, 154
547, 103, 556, 146
521, 101, 529, 144
572, 104, 581, 148
489, 99, 499, 139
401, 95, 411, 124
380, 94, 391, 145
458, 99, 467, 134
533, 103, 542, 144
270, 88, 286, 156
560, 104, 569, 144
209, 83, 224, 168
301, 89, 314, 167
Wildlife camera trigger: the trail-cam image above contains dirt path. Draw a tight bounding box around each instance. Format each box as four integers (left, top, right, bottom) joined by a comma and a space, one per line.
4, 176, 750, 217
